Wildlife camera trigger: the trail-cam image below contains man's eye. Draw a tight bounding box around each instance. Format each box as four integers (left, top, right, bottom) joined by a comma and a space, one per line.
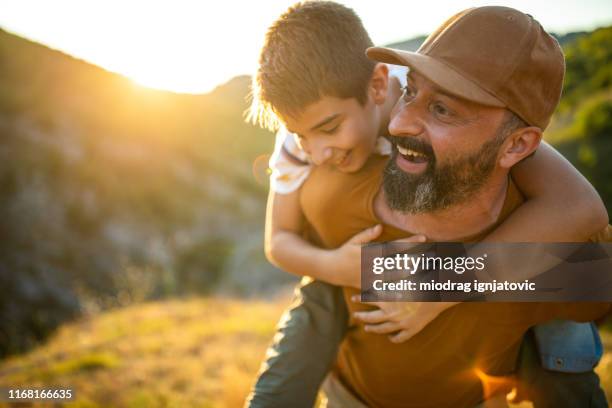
402, 85, 416, 102
432, 103, 452, 117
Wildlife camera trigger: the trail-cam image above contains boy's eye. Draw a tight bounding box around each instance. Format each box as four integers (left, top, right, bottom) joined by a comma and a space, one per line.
402, 85, 416, 102
321, 124, 340, 134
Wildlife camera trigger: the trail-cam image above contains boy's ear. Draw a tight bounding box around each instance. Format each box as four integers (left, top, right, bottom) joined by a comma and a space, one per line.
369, 63, 389, 105
499, 126, 543, 168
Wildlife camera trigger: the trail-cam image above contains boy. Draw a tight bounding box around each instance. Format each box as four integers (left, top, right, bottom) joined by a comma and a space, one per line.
247, 2, 609, 407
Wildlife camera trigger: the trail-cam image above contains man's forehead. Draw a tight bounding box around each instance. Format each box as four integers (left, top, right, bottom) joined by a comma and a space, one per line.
407, 71, 457, 99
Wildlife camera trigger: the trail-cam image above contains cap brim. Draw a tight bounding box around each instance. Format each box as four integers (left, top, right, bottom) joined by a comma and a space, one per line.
367, 46, 505, 108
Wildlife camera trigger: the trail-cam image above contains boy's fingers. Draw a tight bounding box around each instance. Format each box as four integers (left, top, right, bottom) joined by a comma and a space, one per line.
365, 321, 402, 334
349, 224, 382, 244
388, 329, 416, 343
353, 309, 388, 324
392, 234, 427, 244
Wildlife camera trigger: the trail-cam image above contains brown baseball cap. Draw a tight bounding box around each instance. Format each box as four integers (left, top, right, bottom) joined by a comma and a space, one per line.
367, 6, 565, 129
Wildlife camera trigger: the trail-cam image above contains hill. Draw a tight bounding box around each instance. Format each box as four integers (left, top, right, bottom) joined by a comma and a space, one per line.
0, 27, 294, 357
545, 26, 612, 211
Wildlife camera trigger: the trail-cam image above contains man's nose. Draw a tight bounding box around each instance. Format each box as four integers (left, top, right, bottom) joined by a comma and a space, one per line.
388, 104, 424, 138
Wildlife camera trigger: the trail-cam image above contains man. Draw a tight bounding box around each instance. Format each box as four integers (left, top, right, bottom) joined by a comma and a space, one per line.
296, 6, 611, 407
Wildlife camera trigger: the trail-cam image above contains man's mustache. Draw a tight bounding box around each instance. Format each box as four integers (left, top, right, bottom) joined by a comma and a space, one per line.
385, 135, 435, 160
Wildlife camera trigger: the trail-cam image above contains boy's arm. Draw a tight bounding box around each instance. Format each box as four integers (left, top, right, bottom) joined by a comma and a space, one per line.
472, 141, 608, 282
491, 141, 608, 242
265, 188, 382, 287
474, 142, 608, 280
264, 188, 322, 276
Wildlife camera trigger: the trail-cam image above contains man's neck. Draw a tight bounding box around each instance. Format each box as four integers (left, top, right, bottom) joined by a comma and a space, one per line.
374, 172, 510, 241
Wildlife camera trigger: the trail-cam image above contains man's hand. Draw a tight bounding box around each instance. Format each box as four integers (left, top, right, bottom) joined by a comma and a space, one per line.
351, 299, 458, 343
326, 226, 426, 289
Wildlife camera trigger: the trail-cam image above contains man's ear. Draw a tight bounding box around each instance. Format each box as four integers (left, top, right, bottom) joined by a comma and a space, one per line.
499, 127, 543, 168
369, 63, 389, 105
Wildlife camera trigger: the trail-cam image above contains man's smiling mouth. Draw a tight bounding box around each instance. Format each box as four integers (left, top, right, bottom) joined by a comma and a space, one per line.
396, 145, 428, 164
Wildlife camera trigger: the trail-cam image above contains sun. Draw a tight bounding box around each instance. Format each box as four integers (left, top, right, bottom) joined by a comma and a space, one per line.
121, 60, 216, 95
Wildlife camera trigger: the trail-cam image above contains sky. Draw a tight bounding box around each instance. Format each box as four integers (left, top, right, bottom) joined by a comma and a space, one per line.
1, 0, 611, 94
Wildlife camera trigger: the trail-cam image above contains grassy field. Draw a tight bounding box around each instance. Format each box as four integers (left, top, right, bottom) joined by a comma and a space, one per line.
0, 297, 288, 408
0, 297, 610, 407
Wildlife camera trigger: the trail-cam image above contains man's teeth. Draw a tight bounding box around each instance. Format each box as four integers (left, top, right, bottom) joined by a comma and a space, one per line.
397, 145, 426, 158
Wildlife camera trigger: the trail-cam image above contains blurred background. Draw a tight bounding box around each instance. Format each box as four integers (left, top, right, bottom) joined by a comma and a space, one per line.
0, 0, 610, 406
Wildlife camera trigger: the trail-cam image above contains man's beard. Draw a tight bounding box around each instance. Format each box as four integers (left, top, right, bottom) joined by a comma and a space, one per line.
383, 131, 505, 214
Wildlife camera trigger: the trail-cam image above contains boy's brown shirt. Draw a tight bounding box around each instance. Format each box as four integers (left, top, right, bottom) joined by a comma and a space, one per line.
300, 154, 611, 408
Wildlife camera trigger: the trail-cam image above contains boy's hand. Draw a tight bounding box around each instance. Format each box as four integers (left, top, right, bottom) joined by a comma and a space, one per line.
327, 226, 425, 289
351, 300, 458, 343
325, 224, 382, 289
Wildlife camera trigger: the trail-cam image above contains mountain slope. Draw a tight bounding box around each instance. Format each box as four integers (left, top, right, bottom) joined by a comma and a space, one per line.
0, 28, 291, 358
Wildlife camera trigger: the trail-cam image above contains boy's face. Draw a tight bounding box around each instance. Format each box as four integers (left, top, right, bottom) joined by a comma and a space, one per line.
283, 95, 380, 173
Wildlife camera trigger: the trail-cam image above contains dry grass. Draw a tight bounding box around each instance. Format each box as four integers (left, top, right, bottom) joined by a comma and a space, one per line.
0, 298, 609, 407
0, 296, 289, 408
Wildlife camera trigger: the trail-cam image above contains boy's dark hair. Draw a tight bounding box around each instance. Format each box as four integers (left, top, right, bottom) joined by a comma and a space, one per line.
248, 1, 376, 130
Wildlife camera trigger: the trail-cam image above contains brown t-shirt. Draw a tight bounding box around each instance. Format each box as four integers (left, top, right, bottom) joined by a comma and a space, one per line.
300, 154, 611, 408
